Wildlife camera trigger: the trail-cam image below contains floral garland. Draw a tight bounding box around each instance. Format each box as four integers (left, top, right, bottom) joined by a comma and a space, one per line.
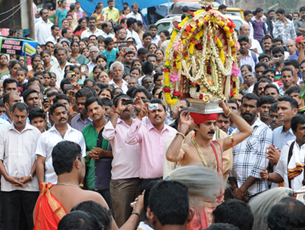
163, 8, 239, 106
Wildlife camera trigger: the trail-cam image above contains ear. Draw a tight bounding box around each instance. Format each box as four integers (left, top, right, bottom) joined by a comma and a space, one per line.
4, 102, 9, 110
147, 207, 156, 225
102, 105, 105, 111
193, 123, 200, 131
186, 208, 195, 224
293, 107, 298, 116
74, 157, 81, 169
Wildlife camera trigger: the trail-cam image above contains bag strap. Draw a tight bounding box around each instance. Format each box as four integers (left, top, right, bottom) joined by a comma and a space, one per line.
288, 141, 295, 188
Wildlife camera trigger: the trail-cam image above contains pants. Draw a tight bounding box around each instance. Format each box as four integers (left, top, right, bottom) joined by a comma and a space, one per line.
2, 190, 39, 230
97, 189, 114, 215
110, 178, 140, 227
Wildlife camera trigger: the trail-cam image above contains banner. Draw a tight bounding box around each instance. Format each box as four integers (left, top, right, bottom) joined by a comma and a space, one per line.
0, 37, 37, 57
78, 0, 170, 18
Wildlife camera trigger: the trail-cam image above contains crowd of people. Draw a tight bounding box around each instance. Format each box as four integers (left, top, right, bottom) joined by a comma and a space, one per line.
1, 0, 305, 229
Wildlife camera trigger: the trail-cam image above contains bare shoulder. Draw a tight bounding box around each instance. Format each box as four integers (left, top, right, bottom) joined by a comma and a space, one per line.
80, 190, 109, 208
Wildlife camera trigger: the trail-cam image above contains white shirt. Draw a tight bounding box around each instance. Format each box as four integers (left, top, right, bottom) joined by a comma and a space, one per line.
81, 28, 104, 39
0, 118, 9, 132
109, 79, 128, 93
0, 123, 41, 192
137, 222, 154, 230
126, 12, 143, 23
35, 124, 86, 184
87, 61, 96, 75
49, 61, 72, 87
275, 140, 305, 190
35, 19, 53, 45
250, 38, 263, 54
46, 35, 58, 45
100, 31, 115, 39
126, 29, 141, 45
244, 20, 254, 39
151, 35, 161, 46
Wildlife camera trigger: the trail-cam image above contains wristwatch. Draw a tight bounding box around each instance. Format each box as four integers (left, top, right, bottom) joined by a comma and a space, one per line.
29, 174, 33, 181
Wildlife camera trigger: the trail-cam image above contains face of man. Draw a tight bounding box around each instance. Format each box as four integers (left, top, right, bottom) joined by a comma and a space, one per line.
258, 82, 269, 98
147, 104, 166, 126
268, 11, 275, 20
276, 13, 284, 21
26, 92, 40, 109
262, 38, 272, 52
4, 82, 18, 94
89, 19, 97, 30
301, 62, 305, 80
273, 52, 284, 64
0, 107, 6, 116
149, 28, 158, 38
216, 114, 230, 133
41, 9, 49, 21
13, 108, 28, 131
286, 41, 297, 55
132, 4, 138, 14
64, 29, 72, 40
265, 87, 280, 100
142, 77, 154, 92
112, 64, 124, 81
244, 72, 254, 87
255, 66, 266, 79
241, 98, 258, 124
245, 13, 253, 22
104, 22, 112, 34
7, 93, 21, 113
76, 97, 86, 115
52, 27, 60, 37
269, 111, 281, 130
124, 53, 135, 65
301, 11, 305, 20
52, 106, 68, 125
294, 123, 305, 145
57, 99, 71, 113
227, 102, 240, 115
293, 13, 299, 20
31, 117, 46, 133
138, 53, 147, 63
87, 101, 104, 121
289, 92, 303, 107
118, 29, 127, 40
89, 36, 97, 45
108, 1, 114, 9
89, 48, 99, 62
240, 24, 250, 37
174, 100, 188, 118
265, 71, 275, 82
235, 94, 243, 108
143, 36, 152, 47
278, 101, 297, 123
239, 41, 249, 54
45, 42, 55, 54
55, 50, 67, 64
260, 103, 272, 122
281, 70, 293, 88
147, 56, 157, 67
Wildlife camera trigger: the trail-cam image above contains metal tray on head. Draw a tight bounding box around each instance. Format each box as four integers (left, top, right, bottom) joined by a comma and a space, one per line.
187, 99, 224, 114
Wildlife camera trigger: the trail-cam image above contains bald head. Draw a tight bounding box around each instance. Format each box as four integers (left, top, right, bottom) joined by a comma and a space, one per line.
240, 24, 250, 37
286, 40, 297, 55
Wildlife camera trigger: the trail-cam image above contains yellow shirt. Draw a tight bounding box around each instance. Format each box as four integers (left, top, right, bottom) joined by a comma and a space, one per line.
103, 7, 119, 23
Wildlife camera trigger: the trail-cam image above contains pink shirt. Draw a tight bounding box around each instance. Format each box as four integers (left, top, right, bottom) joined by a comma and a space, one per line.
125, 118, 177, 179
102, 119, 140, 180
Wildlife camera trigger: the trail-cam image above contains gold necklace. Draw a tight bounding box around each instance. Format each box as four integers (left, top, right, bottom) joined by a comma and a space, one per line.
56, 183, 80, 188
192, 138, 218, 171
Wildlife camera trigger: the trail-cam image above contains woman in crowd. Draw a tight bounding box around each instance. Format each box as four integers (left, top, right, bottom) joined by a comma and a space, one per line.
91, 5, 106, 29
148, 43, 158, 54
99, 88, 113, 100
131, 59, 143, 77
96, 71, 110, 85
46, 3, 56, 24
119, 6, 130, 24
155, 49, 165, 66
28, 56, 42, 78
0, 54, 9, 79
55, 0, 68, 29
92, 65, 105, 81
70, 41, 89, 65
67, 4, 78, 29
96, 55, 108, 71
41, 50, 53, 72
130, 67, 141, 80
74, 18, 88, 36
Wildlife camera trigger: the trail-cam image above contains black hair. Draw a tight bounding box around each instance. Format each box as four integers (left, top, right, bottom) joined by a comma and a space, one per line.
11, 102, 28, 114
255, 62, 269, 70
22, 89, 38, 102
300, 7, 305, 13
54, 47, 68, 55
272, 46, 284, 55
180, 98, 190, 107
0, 100, 4, 108
269, 102, 278, 113
3, 78, 18, 90
60, 78, 71, 93
228, 99, 239, 110
100, 97, 112, 108
84, 78, 96, 87
241, 93, 260, 108
26, 81, 43, 93
138, 48, 148, 56
275, 8, 285, 15
33, 71, 45, 79
268, 9, 275, 14
133, 87, 151, 100
258, 53, 270, 62
147, 53, 157, 61
53, 94, 70, 105
130, 67, 141, 76
262, 35, 273, 42
206, 223, 239, 230
244, 10, 252, 17
213, 199, 253, 230
264, 83, 280, 94
8, 59, 21, 69
150, 99, 166, 111
62, 28, 70, 37
75, 87, 96, 100
240, 64, 252, 73
259, 95, 277, 107
85, 97, 104, 110
181, 6, 189, 12
29, 108, 46, 122
160, 30, 170, 37
49, 102, 67, 115
142, 61, 154, 75
267, 197, 305, 230
149, 180, 189, 226
71, 201, 111, 230
238, 35, 249, 43
254, 7, 263, 15
143, 32, 153, 40
126, 85, 141, 98
286, 85, 302, 96
281, 66, 294, 76
152, 86, 162, 97
127, 17, 137, 28
263, 68, 276, 75
278, 96, 298, 109
284, 59, 300, 69
153, 72, 163, 83
291, 114, 305, 132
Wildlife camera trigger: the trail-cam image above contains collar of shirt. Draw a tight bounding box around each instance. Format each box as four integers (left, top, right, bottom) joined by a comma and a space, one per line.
76, 114, 92, 123
8, 122, 34, 133
146, 120, 170, 133
49, 123, 73, 135
109, 79, 128, 88
251, 117, 264, 129
281, 126, 294, 135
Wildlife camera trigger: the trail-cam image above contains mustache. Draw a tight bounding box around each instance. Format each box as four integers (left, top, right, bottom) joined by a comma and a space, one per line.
16, 121, 23, 124
154, 115, 161, 119
208, 130, 215, 134
59, 118, 66, 121
242, 112, 253, 117
123, 109, 130, 113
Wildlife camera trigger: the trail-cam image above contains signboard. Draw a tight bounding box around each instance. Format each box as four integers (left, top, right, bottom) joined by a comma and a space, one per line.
0, 37, 37, 57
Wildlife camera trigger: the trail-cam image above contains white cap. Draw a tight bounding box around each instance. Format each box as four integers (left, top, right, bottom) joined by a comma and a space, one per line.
173, 16, 182, 23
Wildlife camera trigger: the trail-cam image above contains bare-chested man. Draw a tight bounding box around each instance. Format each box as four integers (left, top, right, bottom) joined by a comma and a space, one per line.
166, 101, 252, 229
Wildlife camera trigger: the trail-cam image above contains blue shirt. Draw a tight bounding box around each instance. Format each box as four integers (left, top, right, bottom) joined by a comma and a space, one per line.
100, 48, 119, 68
272, 126, 296, 150
289, 50, 299, 60
0, 112, 30, 124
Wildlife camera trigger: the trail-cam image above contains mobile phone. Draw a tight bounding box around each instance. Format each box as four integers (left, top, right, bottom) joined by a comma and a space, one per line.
81, 67, 86, 72
148, 103, 158, 110
43, 95, 48, 102
64, 84, 74, 90
122, 99, 134, 105
273, 57, 280, 62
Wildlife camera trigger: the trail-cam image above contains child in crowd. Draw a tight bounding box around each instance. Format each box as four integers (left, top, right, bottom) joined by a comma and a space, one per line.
16, 67, 28, 95
100, 37, 118, 68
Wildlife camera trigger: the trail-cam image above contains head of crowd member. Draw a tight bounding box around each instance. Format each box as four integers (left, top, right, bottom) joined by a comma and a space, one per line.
291, 115, 305, 147
45, 41, 55, 55
285, 85, 304, 108
29, 108, 46, 133
101, 22, 112, 35
147, 180, 194, 230
75, 88, 95, 116
152, 87, 162, 99
96, 71, 110, 85
3, 92, 21, 118
100, 97, 113, 118
149, 25, 158, 39
181, 6, 189, 14
113, 94, 134, 120
267, 197, 305, 230
300, 59, 305, 81
141, 76, 154, 93
257, 79, 272, 98
240, 64, 252, 77
53, 94, 72, 114
131, 3, 139, 14
130, 67, 141, 79
146, 99, 167, 127
51, 25, 60, 38
258, 53, 270, 66
88, 35, 97, 46
62, 28, 72, 41
138, 48, 148, 63
142, 61, 154, 78
255, 62, 268, 79
142, 32, 153, 48
8, 60, 22, 79
133, 87, 150, 101
281, 67, 294, 90
124, 50, 135, 66
110, 61, 124, 83
218, 4, 227, 13
117, 28, 127, 41
264, 84, 280, 100
12, 102, 28, 132
154, 72, 164, 87
148, 43, 157, 55
23, 89, 40, 110
277, 96, 298, 129
85, 97, 106, 124
262, 35, 273, 54
243, 71, 255, 88
0, 100, 6, 116
3, 78, 18, 94
49, 102, 68, 127
272, 46, 284, 65
241, 93, 260, 125
127, 77, 138, 89
99, 88, 113, 100
267, 9, 275, 20
54, 47, 68, 65
216, 113, 230, 133
212, 199, 253, 230
239, 23, 250, 37
127, 17, 137, 31
259, 96, 277, 125
284, 59, 300, 84
286, 40, 297, 56
206, 224, 239, 230
146, 53, 157, 67
275, 8, 286, 21
89, 46, 99, 64
173, 99, 190, 119
234, 90, 244, 108
263, 68, 276, 82
244, 10, 253, 23
159, 30, 170, 42
238, 35, 250, 56
227, 99, 240, 115
268, 102, 281, 130
88, 17, 97, 31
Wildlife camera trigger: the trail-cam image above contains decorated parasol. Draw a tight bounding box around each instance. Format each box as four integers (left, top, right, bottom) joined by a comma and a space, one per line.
162, 0, 240, 114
